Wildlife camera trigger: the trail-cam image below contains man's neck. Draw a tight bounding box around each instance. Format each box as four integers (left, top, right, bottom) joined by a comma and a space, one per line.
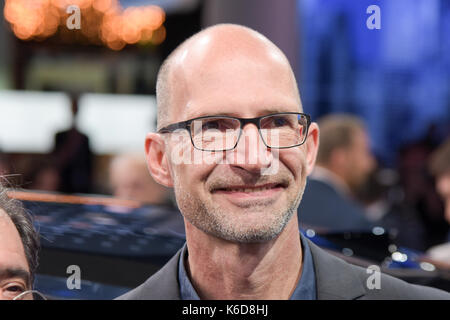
184, 218, 303, 300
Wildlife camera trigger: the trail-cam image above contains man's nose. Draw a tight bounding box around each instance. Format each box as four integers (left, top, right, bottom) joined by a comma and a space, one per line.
226, 124, 274, 173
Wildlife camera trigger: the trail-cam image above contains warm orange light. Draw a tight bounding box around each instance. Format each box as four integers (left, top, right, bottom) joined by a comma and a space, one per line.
140, 29, 153, 43
145, 6, 165, 30
52, 0, 92, 10
14, 25, 33, 40
51, 0, 71, 10
93, 0, 113, 13
107, 39, 126, 51
7, 190, 141, 208
4, 1, 21, 24
151, 25, 166, 45
3, 0, 166, 50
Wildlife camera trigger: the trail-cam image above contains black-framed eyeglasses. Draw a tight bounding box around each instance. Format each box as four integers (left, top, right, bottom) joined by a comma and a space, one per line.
158, 112, 311, 152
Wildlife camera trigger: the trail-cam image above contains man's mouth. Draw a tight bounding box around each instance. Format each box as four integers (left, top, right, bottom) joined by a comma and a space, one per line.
212, 183, 286, 194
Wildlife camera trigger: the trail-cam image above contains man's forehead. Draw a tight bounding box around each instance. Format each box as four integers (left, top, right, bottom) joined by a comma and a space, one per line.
0, 209, 23, 249
170, 25, 291, 77
0, 209, 30, 275
165, 25, 300, 122
0, 266, 30, 281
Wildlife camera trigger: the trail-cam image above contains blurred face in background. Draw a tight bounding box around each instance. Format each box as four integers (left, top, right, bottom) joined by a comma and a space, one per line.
0, 209, 31, 300
110, 155, 169, 205
343, 128, 376, 191
436, 172, 450, 224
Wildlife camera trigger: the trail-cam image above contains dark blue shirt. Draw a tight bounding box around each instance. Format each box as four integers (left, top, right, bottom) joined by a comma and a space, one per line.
178, 233, 317, 300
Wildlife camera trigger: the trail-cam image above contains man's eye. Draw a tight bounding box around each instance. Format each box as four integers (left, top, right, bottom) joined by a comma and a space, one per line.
202, 120, 234, 131
6, 285, 24, 293
270, 116, 288, 127
2, 284, 26, 300
202, 121, 220, 130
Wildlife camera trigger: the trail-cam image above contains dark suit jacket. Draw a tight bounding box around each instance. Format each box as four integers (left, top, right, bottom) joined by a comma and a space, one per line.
116, 238, 450, 300
298, 178, 374, 232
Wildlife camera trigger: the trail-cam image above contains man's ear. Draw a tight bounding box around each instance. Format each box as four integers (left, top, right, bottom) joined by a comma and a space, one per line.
145, 132, 174, 187
305, 122, 319, 176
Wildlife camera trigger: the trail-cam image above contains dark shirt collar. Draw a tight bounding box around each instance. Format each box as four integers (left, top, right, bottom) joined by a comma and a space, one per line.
178, 233, 317, 300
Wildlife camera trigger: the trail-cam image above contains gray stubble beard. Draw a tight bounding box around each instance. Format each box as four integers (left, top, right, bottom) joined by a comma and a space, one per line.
174, 176, 306, 244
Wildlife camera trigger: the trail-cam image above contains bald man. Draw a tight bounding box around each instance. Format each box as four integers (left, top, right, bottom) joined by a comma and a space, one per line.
118, 24, 449, 300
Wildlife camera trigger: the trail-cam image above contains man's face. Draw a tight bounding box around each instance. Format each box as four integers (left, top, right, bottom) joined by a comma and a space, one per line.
344, 128, 376, 191
159, 39, 317, 243
0, 209, 30, 300
436, 173, 450, 224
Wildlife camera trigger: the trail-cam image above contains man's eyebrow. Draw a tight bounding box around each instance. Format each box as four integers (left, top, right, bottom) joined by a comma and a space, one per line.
0, 267, 31, 286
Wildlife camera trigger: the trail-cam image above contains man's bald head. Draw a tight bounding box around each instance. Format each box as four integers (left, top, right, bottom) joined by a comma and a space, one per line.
156, 24, 301, 130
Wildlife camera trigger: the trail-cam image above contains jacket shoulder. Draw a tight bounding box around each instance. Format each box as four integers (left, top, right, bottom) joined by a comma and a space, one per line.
350, 263, 450, 300
115, 248, 183, 300
307, 238, 450, 300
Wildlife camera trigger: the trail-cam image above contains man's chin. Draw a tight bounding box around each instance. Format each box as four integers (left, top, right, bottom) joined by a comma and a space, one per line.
204, 207, 296, 244
208, 225, 283, 244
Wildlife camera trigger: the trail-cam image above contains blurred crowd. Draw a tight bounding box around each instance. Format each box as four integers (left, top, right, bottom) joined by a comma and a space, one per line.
298, 114, 450, 258
0, 93, 172, 204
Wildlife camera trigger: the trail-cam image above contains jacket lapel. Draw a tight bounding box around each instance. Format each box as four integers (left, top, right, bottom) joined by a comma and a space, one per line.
121, 247, 183, 300
307, 238, 366, 300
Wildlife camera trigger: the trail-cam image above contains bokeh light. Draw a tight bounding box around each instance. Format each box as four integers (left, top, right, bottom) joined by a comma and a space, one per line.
3, 0, 166, 50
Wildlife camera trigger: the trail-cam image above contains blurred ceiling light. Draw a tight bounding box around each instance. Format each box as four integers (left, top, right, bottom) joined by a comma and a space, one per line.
93, 0, 113, 13
3, 0, 166, 50
150, 26, 166, 45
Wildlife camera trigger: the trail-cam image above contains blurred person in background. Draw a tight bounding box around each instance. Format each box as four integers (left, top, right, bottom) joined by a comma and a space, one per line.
109, 153, 172, 206
51, 93, 93, 194
431, 138, 450, 230
297, 114, 376, 232
0, 185, 41, 300
395, 125, 448, 250
109, 153, 184, 235
352, 126, 448, 252
426, 138, 450, 265
25, 159, 60, 192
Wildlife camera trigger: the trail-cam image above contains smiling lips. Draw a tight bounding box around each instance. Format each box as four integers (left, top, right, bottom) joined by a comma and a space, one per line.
212, 183, 285, 197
